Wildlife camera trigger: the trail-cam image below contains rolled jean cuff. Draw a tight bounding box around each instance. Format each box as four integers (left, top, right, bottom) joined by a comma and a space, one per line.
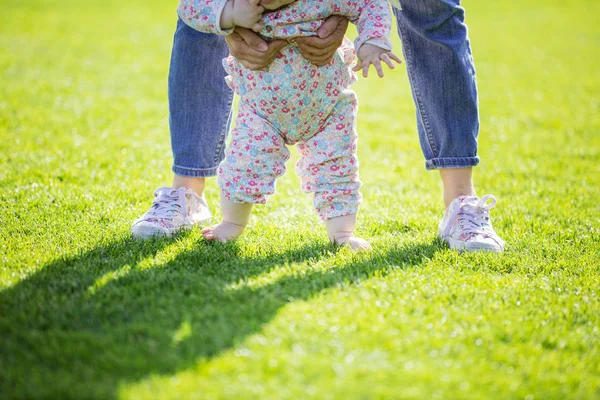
425, 156, 480, 171
172, 164, 218, 178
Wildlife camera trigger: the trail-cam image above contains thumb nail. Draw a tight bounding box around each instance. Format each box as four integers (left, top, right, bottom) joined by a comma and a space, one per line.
258, 43, 268, 51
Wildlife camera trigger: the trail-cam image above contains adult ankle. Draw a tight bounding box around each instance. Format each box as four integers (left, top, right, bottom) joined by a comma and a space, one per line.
172, 175, 206, 196
439, 168, 476, 208
444, 190, 476, 209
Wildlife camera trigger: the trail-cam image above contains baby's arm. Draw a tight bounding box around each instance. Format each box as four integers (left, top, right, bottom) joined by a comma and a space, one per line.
177, 0, 264, 34
345, 0, 402, 77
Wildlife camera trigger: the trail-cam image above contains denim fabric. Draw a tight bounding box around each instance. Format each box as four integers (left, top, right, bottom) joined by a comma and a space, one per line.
168, 18, 233, 177
393, 0, 480, 170
168, 0, 481, 176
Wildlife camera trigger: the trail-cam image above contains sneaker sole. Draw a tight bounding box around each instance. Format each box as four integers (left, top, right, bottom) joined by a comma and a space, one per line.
130, 216, 211, 239
441, 236, 504, 252
130, 224, 193, 239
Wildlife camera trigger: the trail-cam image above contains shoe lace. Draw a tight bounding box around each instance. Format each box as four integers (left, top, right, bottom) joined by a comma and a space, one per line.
444, 194, 497, 238
146, 188, 187, 221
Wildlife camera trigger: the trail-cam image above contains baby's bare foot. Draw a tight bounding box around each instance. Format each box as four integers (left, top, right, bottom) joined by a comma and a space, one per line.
334, 236, 372, 251
202, 221, 246, 243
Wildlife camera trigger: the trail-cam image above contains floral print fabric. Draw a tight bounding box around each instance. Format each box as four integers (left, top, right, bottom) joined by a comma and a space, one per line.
177, 0, 393, 52
177, 0, 394, 220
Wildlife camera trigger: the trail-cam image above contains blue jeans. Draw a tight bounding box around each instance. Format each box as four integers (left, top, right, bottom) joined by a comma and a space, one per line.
168, 20, 233, 178
168, 0, 479, 177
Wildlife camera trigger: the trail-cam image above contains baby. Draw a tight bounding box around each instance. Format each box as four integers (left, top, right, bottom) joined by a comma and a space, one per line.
178, 0, 400, 250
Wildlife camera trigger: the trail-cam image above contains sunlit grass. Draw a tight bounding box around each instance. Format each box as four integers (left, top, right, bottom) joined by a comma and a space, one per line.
1, 0, 599, 398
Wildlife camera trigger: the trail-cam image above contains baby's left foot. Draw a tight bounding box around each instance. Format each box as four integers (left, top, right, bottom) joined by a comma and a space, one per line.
334, 236, 372, 251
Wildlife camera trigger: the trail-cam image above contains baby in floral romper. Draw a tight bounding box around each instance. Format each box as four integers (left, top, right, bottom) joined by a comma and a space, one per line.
178, 0, 401, 250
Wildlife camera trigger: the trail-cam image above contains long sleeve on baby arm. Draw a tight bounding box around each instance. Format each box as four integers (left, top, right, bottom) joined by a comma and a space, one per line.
177, 0, 234, 35
348, 0, 394, 52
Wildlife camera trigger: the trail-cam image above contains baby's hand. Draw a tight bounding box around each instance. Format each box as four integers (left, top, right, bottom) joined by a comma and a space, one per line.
225, 0, 264, 32
353, 43, 402, 78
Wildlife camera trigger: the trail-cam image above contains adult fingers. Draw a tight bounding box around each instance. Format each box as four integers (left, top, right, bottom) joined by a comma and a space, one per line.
296, 44, 331, 59
295, 37, 339, 57
252, 40, 287, 68
309, 55, 334, 66
227, 42, 271, 68
225, 39, 264, 61
296, 46, 333, 65
267, 39, 288, 54
234, 39, 287, 70
238, 59, 268, 70
295, 38, 339, 65
317, 15, 348, 39
299, 17, 347, 50
235, 27, 268, 52
294, 16, 347, 65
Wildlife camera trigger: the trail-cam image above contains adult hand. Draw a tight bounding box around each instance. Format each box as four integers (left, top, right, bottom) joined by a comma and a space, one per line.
225, 27, 287, 70
293, 15, 349, 66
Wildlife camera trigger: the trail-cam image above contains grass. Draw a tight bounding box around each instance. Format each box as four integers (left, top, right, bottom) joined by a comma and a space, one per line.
1, 0, 599, 398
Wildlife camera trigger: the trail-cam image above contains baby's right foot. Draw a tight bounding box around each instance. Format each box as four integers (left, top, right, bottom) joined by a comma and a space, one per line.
201, 221, 246, 243
333, 235, 372, 251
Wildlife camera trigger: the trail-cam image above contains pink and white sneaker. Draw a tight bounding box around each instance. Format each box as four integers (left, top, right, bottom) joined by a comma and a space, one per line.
130, 187, 211, 238
437, 194, 505, 252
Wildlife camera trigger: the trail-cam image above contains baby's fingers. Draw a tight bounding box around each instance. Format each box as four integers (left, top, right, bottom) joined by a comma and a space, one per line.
352, 59, 363, 73
380, 53, 395, 70
388, 52, 402, 64
373, 58, 384, 78
362, 60, 372, 78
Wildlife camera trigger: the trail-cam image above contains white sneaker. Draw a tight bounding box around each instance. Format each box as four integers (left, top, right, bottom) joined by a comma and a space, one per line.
437, 194, 505, 252
131, 187, 211, 238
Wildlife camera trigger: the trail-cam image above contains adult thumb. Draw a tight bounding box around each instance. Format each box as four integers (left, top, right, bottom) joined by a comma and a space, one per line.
270, 39, 288, 52
317, 15, 343, 39
237, 28, 268, 52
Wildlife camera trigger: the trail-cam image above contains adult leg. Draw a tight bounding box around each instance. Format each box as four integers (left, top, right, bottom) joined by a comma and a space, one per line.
131, 18, 233, 238
393, 1, 504, 251
393, 0, 478, 206
169, 17, 234, 193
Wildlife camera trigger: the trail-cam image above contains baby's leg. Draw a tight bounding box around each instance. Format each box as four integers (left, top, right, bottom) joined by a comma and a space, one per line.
297, 90, 370, 250
203, 102, 289, 242
325, 213, 372, 251
202, 196, 252, 242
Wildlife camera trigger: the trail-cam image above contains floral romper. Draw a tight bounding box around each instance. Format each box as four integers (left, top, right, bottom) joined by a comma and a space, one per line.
178, 0, 393, 220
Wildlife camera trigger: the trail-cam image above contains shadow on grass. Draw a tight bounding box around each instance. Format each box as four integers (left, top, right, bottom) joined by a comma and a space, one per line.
0, 232, 441, 399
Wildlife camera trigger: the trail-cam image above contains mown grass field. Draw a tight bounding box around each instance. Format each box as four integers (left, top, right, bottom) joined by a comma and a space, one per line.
1, 0, 599, 398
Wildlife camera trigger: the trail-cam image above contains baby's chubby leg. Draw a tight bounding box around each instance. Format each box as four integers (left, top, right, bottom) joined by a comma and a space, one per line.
325, 213, 371, 251
202, 194, 252, 242
203, 101, 290, 242
297, 90, 369, 250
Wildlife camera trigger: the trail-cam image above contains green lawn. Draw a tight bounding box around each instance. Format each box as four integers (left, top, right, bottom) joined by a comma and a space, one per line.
1, 0, 599, 398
